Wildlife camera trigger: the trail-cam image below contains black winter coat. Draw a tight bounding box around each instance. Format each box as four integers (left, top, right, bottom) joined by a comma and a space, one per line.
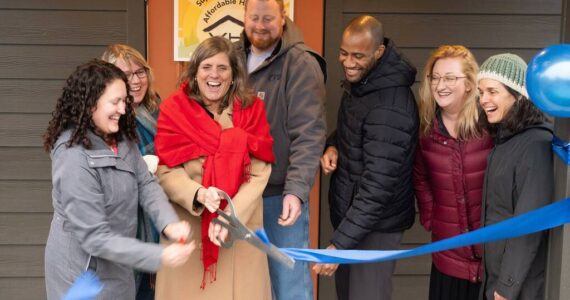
328, 38, 419, 249
481, 123, 553, 300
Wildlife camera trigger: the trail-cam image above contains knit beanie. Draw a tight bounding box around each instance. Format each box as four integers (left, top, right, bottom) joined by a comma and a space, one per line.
477, 53, 528, 98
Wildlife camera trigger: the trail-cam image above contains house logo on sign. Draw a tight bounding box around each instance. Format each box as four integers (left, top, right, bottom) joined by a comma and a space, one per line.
195, 0, 245, 45
203, 15, 244, 42
175, 0, 291, 61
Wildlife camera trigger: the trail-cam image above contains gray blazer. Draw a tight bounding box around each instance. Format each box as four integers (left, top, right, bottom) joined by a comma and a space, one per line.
44, 129, 178, 300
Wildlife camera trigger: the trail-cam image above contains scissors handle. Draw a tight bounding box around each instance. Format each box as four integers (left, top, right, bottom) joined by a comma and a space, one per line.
211, 217, 235, 248
208, 190, 295, 269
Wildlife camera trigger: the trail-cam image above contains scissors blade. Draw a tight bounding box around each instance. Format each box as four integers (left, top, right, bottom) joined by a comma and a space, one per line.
245, 233, 295, 269
214, 191, 295, 268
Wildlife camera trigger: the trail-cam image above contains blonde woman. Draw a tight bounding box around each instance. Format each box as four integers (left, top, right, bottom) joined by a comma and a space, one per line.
101, 44, 161, 300
413, 45, 493, 300
102, 44, 160, 156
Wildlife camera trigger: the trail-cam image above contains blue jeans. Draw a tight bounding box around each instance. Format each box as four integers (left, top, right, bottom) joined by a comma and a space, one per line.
263, 195, 313, 300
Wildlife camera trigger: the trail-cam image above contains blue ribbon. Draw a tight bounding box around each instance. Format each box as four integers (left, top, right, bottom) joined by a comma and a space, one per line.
257, 197, 570, 264
553, 136, 570, 165
65, 197, 570, 299
62, 270, 103, 300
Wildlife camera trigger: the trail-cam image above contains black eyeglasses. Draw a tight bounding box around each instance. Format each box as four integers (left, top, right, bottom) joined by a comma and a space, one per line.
428, 75, 466, 87
124, 68, 147, 81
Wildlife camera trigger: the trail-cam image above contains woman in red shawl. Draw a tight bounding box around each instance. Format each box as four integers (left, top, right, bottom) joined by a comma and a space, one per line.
154, 36, 274, 300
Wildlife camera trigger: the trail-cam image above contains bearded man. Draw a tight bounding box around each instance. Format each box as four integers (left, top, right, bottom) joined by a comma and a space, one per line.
235, 1, 327, 300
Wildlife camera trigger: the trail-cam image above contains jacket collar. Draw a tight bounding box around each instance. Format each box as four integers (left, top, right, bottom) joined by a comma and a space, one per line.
344, 38, 417, 98
495, 122, 553, 144
238, 17, 304, 72
55, 128, 131, 158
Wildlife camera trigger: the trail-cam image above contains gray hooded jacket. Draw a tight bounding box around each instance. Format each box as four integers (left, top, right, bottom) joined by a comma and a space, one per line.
235, 18, 326, 202
44, 129, 178, 299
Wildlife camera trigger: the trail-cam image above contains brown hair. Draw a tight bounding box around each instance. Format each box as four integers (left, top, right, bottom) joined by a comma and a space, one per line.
179, 36, 253, 113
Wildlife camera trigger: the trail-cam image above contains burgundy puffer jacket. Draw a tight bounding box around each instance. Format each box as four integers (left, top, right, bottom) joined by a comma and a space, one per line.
414, 118, 493, 282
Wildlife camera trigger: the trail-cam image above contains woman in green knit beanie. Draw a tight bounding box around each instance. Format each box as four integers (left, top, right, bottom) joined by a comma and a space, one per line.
478, 53, 553, 300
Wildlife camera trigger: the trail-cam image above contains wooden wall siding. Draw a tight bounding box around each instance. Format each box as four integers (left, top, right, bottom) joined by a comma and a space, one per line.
344, 14, 561, 49
0, 11, 126, 45
0, 246, 44, 276
0, 278, 46, 300
0, 214, 51, 245
321, 1, 563, 299
0, 1, 145, 298
0, 181, 53, 212
0, 1, 126, 10
0, 46, 108, 79
1, 80, 62, 113
344, 0, 562, 14
0, 115, 52, 147
0, 148, 51, 180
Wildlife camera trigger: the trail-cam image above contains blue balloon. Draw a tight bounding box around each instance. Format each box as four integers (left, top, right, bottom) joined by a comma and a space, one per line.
527, 44, 570, 117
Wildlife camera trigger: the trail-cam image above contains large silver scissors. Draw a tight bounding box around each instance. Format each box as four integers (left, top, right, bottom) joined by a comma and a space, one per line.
211, 190, 295, 269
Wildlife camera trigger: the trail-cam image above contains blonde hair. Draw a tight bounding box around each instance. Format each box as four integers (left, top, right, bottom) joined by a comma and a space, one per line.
101, 44, 160, 112
418, 45, 482, 140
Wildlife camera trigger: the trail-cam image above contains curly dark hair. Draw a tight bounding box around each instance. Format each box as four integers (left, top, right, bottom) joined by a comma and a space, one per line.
43, 59, 138, 152
479, 85, 549, 137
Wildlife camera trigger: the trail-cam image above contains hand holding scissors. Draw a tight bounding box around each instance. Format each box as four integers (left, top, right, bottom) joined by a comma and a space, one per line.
210, 190, 295, 269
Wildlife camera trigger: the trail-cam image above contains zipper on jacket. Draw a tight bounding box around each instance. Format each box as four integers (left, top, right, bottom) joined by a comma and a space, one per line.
482, 146, 498, 223
88, 154, 119, 159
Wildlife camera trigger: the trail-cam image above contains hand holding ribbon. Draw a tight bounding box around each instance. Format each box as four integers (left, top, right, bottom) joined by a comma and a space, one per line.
312, 244, 339, 276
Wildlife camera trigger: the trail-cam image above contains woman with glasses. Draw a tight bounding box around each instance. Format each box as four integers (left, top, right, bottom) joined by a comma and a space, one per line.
101, 44, 162, 300
414, 45, 493, 300
102, 44, 159, 156
478, 53, 553, 300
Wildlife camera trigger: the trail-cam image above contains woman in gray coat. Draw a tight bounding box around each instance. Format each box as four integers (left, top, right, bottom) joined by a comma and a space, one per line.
42, 59, 195, 300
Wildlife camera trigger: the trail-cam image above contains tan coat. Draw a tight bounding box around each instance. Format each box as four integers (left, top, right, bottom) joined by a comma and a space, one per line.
155, 108, 272, 300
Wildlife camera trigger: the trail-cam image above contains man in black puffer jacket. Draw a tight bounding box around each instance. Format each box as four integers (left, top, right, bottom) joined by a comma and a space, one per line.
315, 15, 419, 300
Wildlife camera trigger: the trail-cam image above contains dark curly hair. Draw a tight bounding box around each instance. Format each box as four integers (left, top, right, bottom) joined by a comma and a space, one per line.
43, 59, 138, 152
479, 85, 549, 137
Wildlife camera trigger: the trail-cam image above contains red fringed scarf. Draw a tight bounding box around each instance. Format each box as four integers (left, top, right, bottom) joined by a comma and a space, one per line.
155, 82, 274, 288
